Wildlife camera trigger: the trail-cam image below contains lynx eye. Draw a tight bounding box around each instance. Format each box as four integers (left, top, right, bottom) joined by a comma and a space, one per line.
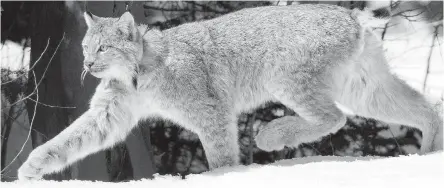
98, 45, 109, 52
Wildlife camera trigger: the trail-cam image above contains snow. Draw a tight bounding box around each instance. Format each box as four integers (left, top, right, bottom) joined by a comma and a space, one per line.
0, 40, 30, 71
381, 12, 444, 100
2, 152, 443, 188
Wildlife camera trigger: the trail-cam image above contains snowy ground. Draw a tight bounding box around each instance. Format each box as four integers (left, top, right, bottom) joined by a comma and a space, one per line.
2, 152, 443, 188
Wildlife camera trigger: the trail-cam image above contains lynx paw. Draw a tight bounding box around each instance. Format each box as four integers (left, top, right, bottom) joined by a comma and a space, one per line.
255, 116, 303, 151
18, 146, 62, 180
255, 127, 286, 152
18, 161, 44, 181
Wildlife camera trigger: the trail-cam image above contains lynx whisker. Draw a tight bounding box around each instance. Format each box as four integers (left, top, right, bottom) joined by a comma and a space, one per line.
81, 69, 87, 86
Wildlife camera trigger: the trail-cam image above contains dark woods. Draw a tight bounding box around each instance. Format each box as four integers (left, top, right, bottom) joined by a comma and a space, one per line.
1, 1, 442, 182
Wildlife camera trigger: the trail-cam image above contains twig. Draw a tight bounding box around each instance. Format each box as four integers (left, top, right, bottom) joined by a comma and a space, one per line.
143, 3, 227, 14
1, 71, 38, 174
2, 92, 33, 110
387, 44, 438, 61
383, 23, 440, 41
34, 33, 65, 91
247, 113, 256, 165
305, 144, 322, 155
2, 33, 64, 110
27, 98, 76, 109
1, 33, 65, 175
423, 26, 437, 92
329, 135, 335, 156
387, 126, 404, 155
392, 8, 423, 17
381, 22, 389, 40
1, 38, 50, 85
186, 1, 227, 14
431, 23, 443, 63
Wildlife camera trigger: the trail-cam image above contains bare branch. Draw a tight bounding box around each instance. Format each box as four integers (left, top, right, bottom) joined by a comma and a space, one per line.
329, 135, 335, 155
423, 25, 438, 92
247, 113, 256, 165
186, 1, 227, 14
1, 71, 38, 174
27, 98, 76, 109
387, 126, 404, 155
1, 38, 50, 85
143, 3, 227, 14
2, 33, 65, 110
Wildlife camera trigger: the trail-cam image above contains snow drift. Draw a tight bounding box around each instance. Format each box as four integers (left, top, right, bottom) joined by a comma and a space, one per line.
2, 152, 443, 188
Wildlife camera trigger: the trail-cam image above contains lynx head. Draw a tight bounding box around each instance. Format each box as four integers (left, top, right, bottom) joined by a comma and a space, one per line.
82, 12, 143, 86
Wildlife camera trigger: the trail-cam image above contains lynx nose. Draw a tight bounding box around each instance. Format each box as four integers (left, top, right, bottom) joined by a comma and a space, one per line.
84, 61, 94, 68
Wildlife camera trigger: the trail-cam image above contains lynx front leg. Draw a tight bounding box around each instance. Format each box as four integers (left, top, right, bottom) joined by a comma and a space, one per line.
193, 114, 240, 169
18, 108, 136, 180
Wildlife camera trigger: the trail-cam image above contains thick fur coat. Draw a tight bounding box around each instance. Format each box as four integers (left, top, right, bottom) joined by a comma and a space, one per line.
18, 4, 443, 180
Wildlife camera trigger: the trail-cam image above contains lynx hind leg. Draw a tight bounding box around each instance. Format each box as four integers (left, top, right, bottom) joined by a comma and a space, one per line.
255, 116, 308, 151
258, 81, 347, 151
339, 72, 443, 153
337, 37, 443, 153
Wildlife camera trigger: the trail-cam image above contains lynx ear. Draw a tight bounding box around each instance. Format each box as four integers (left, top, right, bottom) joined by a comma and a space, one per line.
117, 12, 138, 41
84, 11, 98, 27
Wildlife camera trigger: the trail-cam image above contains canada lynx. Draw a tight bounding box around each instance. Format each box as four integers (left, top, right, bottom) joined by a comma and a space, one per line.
18, 4, 443, 180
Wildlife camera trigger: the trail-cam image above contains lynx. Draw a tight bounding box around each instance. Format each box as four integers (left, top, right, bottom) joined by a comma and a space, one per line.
18, 4, 443, 180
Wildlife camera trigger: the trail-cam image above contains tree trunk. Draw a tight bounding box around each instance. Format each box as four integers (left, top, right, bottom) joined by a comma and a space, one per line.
26, 1, 71, 180
106, 144, 133, 182
125, 125, 156, 180
1, 104, 14, 174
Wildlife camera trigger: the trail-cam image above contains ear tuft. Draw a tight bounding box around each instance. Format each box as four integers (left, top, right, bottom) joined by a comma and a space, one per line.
118, 12, 138, 41
84, 11, 98, 27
